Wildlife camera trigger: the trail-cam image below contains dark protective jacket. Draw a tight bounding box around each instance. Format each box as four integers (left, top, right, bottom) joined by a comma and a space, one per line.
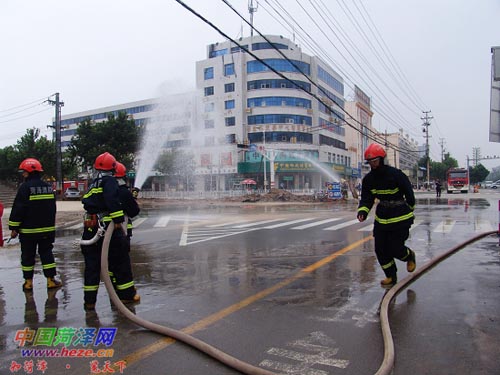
117, 179, 140, 236
8, 174, 56, 240
82, 173, 124, 224
357, 164, 415, 231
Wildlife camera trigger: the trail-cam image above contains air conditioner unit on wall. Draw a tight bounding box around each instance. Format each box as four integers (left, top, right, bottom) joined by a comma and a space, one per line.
245, 108, 252, 113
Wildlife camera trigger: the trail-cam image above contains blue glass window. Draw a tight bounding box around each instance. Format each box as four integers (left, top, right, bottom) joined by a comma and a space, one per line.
252, 42, 288, 51
224, 83, 235, 92
204, 86, 214, 96
248, 114, 312, 126
247, 59, 310, 75
224, 63, 235, 76
248, 79, 311, 92
204, 67, 214, 80
247, 96, 311, 109
317, 66, 344, 95
225, 117, 236, 126
225, 100, 235, 110
209, 48, 228, 58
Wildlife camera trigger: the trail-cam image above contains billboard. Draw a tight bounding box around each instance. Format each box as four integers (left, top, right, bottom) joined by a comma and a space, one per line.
489, 47, 500, 142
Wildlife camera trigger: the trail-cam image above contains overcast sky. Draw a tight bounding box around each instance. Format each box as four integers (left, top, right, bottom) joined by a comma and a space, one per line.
1, 0, 499, 169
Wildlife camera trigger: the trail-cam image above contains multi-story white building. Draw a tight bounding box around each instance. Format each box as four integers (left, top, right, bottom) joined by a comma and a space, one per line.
345, 85, 374, 178
60, 35, 361, 192
196, 34, 356, 191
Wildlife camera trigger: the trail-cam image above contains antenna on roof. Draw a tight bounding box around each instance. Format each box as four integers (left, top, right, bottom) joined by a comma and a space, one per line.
248, 0, 258, 37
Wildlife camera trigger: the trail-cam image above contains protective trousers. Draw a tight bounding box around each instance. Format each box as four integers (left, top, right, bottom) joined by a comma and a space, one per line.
373, 225, 412, 278
80, 226, 135, 305
20, 237, 57, 279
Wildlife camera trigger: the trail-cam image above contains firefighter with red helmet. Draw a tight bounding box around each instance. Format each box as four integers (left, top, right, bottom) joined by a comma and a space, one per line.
8, 158, 62, 291
357, 143, 416, 286
107, 162, 140, 289
114, 162, 140, 239
80, 152, 139, 311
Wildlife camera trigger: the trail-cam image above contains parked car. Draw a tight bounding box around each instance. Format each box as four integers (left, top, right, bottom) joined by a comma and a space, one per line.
63, 187, 81, 199
482, 180, 493, 188
491, 181, 500, 189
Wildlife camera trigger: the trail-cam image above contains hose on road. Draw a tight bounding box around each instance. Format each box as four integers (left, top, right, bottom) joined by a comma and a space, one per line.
100, 223, 279, 375
374, 230, 498, 375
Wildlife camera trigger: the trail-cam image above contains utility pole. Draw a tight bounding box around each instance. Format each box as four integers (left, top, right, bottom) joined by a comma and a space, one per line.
48, 93, 64, 199
421, 110, 433, 190
439, 138, 446, 162
472, 147, 481, 167
248, 0, 258, 37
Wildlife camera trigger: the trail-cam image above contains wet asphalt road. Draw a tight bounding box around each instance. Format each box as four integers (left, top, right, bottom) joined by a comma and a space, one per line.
1, 192, 499, 375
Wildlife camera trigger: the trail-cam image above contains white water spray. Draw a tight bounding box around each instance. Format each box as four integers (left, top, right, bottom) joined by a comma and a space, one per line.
289, 151, 341, 183
134, 89, 201, 190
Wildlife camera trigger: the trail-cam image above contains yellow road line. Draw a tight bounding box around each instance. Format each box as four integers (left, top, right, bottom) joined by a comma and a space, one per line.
108, 235, 373, 370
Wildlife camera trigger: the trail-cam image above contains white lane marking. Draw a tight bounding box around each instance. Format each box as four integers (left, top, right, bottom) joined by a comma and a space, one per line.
232, 219, 282, 228
323, 218, 360, 231
206, 219, 251, 228
131, 217, 147, 228
259, 331, 349, 374
180, 228, 260, 246
475, 219, 494, 232
291, 218, 342, 230
263, 218, 316, 229
154, 216, 171, 227
433, 219, 456, 233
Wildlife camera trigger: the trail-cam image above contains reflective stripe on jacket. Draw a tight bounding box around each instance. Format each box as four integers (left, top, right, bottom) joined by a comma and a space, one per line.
8, 175, 56, 239
357, 165, 415, 230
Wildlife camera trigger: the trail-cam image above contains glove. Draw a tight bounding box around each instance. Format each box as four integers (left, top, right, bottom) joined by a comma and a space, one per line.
131, 187, 140, 199
357, 211, 367, 222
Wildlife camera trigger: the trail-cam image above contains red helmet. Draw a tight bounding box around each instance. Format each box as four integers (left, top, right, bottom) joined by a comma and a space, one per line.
19, 158, 44, 173
114, 162, 126, 178
364, 143, 386, 160
94, 152, 116, 171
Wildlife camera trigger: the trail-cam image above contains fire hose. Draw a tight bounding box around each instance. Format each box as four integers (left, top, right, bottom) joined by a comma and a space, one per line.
99, 221, 496, 375
374, 230, 498, 375
100, 220, 278, 375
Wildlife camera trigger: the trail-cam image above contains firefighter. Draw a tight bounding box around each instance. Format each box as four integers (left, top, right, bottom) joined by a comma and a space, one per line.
357, 143, 416, 286
80, 152, 139, 311
9, 158, 62, 291
114, 162, 140, 241
107, 162, 140, 288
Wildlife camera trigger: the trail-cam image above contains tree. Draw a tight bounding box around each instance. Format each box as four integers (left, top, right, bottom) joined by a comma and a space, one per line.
155, 149, 196, 190
67, 112, 140, 172
0, 128, 57, 182
469, 163, 489, 184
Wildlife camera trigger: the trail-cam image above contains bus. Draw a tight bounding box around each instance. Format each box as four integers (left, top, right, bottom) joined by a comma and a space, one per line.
446, 168, 469, 193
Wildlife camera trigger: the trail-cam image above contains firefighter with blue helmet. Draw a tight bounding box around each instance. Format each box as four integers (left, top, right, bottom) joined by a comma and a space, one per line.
80, 152, 139, 311
357, 143, 417, 286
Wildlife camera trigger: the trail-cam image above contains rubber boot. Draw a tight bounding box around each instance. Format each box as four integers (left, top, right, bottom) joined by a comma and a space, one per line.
120, 292, 140, 304
23, 279, 33, 292
406, 250, 416, 272
380, 275, 397, 287
84, 303, 96, 311
47, 276, 62, 289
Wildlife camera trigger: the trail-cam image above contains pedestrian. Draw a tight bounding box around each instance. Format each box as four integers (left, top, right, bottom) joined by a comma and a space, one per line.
8, 158, 62, 292
108, 162, 140, 288
80, 152, 139, 311
435, 179, 442, 198
356, 144, 416, 287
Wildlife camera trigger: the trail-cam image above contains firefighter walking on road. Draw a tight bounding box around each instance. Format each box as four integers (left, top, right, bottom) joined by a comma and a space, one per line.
80, 152, 139, 311
357, 144, 416, 287
8, 158, 62, 292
